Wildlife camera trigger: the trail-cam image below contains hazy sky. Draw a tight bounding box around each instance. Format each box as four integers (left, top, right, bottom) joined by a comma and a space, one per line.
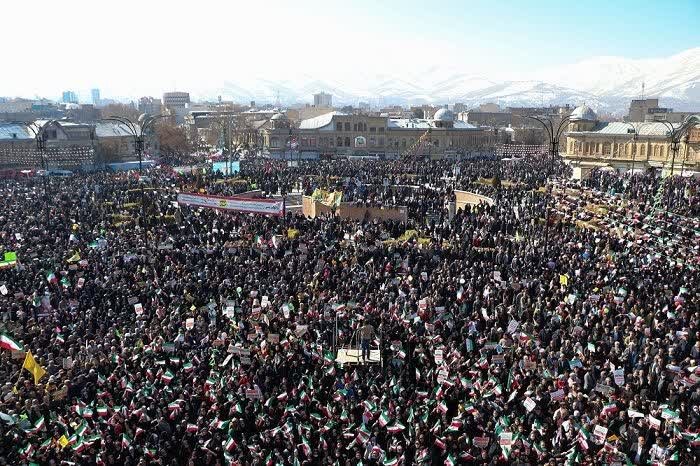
3, 0, 698, 101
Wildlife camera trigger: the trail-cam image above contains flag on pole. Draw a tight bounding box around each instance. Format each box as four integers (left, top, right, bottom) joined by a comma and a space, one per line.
0, 333, 24, 351
22, 351, 46, 384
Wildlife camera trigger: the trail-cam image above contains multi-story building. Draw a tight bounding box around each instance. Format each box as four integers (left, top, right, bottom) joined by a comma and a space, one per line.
162, 92, 190, 124
626, 98, 698, 123
259, 109, 497, 159
458, 111, 512, 127
62, 91, 78, 104
138, 97, 162, 116
91, 89, 101, 106
562, 105, 700, 178
313, 92, 332, 108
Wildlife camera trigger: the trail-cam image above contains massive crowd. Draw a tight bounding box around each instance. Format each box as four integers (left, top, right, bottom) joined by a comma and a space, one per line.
0, 157, 698, 466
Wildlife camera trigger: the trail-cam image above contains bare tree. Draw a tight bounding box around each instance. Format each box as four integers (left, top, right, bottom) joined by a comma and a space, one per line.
156, 122, 191, 157
100, 103, 140, 122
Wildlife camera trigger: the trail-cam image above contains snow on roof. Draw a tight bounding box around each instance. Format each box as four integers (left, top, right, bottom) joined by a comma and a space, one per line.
0, 123, 32, 140
299, 111, 347, 130
388, 119, 479, 130
94, 121, 136, 138
572, 121, 684, 137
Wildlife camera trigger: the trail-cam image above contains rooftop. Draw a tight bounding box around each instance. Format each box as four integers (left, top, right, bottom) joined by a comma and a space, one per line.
0, 123, 32, 141
569, 121, 685, 136
299, 111, 347, 130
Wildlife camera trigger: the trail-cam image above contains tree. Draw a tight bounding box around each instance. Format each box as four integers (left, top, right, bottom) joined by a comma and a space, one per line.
156, 122, 191, 158
101, 103, 140, 122
97, 139, 125, 164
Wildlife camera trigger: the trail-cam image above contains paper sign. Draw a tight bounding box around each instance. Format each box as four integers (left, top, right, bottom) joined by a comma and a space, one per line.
295, 325, 308, 337
593, 425, 608, 443
268, 334, 280, 344
53, 386, 68, 400
492, 354, 506, 365
523, 397, 536, 412
613, 368, 624, 386
0, 285, 7, 295
246, 389, 262, 400
507, 320, 519, 334
437, 368, 449, 385
261, 296, 270, 308
77, 278, 85, 288
63, 357, 73, 370
498, 432, 513, 447
128, 296, 139, 305
474, 436, 489, 449
185, 318, 195, 330
550, 389, 565, 401
434, 349, 444, 364
134, 303, 143, 315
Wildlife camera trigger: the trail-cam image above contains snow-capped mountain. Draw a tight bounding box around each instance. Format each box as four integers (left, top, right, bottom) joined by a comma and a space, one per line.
202, 48, 700, 113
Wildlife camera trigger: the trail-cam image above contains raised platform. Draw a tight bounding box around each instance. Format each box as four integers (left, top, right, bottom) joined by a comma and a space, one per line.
335, 349, 381, 365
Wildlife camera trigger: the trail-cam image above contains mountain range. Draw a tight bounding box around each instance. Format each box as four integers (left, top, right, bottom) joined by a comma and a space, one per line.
207, 48, 700, 114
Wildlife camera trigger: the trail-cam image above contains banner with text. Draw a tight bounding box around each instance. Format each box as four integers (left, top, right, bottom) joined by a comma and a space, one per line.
177, 193, 284, 216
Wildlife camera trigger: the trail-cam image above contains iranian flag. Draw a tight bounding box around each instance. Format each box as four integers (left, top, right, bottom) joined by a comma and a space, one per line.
378, 410, 391, 427
19, 443, 34, 458
183, 362, 194, 372
72, 438, 87, 453
602, 403, 618, 415
446, 418, 463, 433
223, 436, 237, 452
299, 436, 311, 456
97, 406, 109, 417
444, 454, 456, 466
387, 422, 406, 434
464, 404, 478, 415
186, 423, 198, 432
121, 433, 132, 448
46, 271, 57, 284
383, 458, 399, 466
363, 400, 377, 413
32, 416, 45, 432
162, 370, 175, 384
0, 333, 23, 351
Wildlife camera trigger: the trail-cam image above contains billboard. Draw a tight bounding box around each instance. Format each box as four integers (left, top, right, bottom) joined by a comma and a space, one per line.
177, 193, 284, 216
354, 136, 367, 148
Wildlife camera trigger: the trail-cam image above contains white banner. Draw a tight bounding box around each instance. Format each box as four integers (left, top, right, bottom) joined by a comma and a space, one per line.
177, 193, 284, 216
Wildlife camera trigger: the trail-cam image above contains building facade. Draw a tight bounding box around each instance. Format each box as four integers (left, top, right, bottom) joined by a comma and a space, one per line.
259, 109, 498, 159
313, 92, 332, 108
62, 91, 78, 104
162, 92, 190, 124
138, 97, 162, 116
562, 105, 700, 178
91, 89, 101, 106
626, 98, 698, 124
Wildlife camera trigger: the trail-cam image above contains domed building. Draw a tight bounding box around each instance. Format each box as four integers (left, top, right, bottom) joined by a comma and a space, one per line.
568, 104, 598, 132
432, 108, 455, 128
563, 103, 700, 178
270, 113, 289, 130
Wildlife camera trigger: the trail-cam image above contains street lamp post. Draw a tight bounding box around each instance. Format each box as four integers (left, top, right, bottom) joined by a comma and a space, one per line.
525, 114, 571, 256
25, 120, 57, 222
102, 114, 166, 226
654, 116, 700, 211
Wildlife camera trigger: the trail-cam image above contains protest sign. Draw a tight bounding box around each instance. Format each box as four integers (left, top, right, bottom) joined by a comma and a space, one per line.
523, 397, 536, 412
613, 368, 624, 386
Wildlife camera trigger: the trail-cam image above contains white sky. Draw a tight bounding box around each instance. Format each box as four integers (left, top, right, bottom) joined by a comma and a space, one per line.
2, 0, 697, 103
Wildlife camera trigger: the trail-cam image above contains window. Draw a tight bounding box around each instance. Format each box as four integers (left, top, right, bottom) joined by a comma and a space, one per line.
353, 123, 358, 132
434, 139, 439, 147
370, 136, 376, 147
378, 137, 384, 147
379, 127, 384, 133
309, 138, 316, 147
271, 137, 280, 148
337, 137, 343, 146
301, 137, 308, 147
47, 130, 58, 139
344, 137, 351, 146
370, 127, 376, 133
344, 123, 350, 131
335, 122, 343, 131
402, 139, 407, 148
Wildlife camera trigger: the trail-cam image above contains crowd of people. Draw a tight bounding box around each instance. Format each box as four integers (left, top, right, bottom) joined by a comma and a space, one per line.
0, 156, 698, 465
